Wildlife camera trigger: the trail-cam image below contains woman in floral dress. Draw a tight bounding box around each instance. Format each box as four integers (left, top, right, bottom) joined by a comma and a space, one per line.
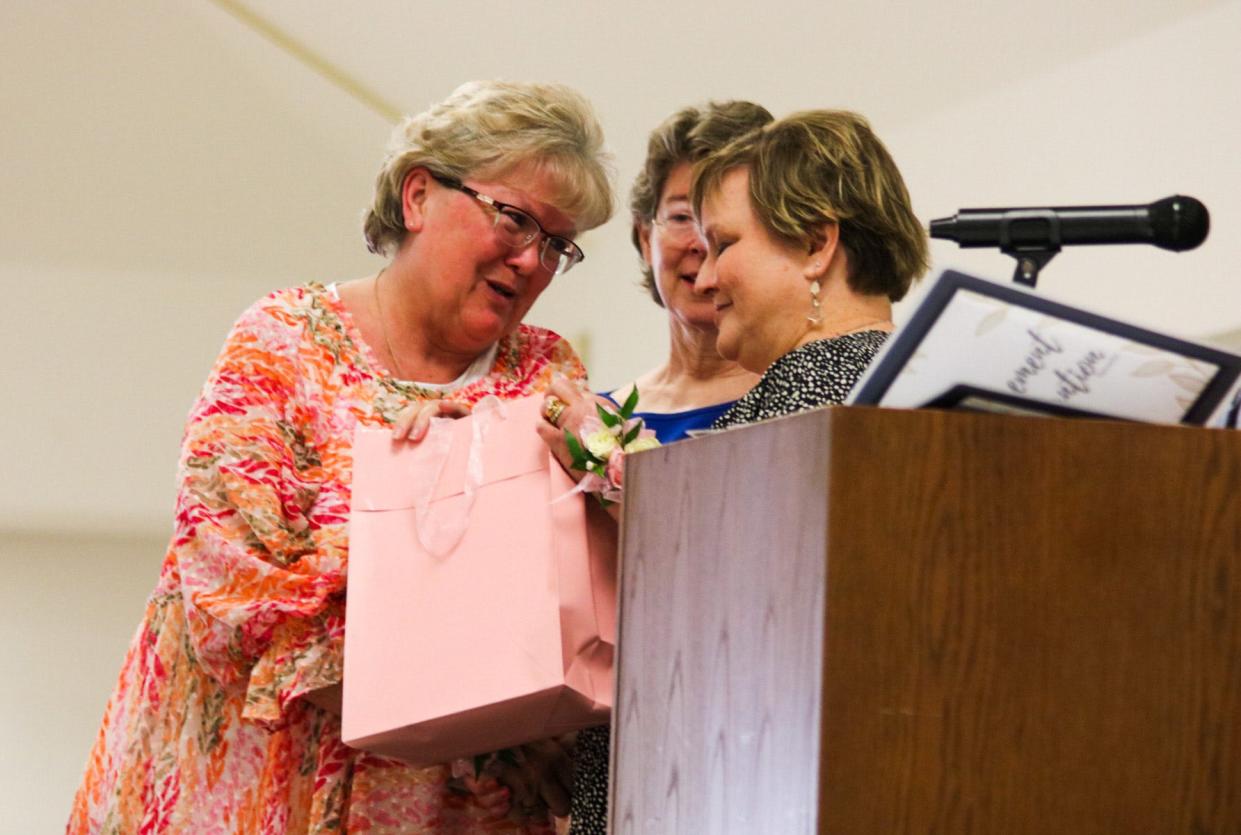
68, 79, 613, 835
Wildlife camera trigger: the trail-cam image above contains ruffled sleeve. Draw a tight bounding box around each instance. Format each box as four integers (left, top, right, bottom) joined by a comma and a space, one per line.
494, 323, 589, 395
538, 330, 588, 387
169, 292, 347, 719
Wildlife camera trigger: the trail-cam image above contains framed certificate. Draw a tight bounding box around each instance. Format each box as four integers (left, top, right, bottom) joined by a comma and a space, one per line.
848, 270, 1241, 426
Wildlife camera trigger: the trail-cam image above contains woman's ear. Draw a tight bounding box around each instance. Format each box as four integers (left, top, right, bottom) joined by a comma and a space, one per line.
804, 221, 840, 280
637, 221, 653, 266
401, 168, 433, 233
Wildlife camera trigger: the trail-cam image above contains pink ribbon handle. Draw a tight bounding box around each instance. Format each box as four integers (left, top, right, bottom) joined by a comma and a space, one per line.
412, 396, 506, 558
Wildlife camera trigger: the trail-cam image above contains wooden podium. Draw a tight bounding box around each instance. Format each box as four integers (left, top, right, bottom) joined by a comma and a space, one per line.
611, 406, 1241, 833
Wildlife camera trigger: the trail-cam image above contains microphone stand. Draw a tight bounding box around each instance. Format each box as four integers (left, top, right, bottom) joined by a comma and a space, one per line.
997, 209, 1060, 288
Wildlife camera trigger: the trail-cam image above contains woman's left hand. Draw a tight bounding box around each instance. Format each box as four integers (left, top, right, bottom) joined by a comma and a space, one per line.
535, 377, 602, 476
536, 378, 624, 522
490, 736, 575, 821
460, 772, 513, 823
391, 399, 471, 442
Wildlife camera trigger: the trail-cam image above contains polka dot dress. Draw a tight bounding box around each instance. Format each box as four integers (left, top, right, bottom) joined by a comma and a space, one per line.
567, 725, 610, 834
712, 331, 889, 429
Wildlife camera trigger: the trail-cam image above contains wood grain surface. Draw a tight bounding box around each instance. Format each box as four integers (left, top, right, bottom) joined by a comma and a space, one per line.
611, 406, 1241, 834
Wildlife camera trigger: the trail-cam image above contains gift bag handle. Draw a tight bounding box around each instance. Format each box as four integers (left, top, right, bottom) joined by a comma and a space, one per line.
413, 396, 506, 558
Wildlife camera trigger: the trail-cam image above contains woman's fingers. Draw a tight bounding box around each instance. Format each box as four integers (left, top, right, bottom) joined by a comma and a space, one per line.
542, 376, 586, 430
492, 760, 544, 820
542, 395, 569, 428
464, 774, 511, 822
392, 405, 419, 439
536, 749, 572, 819
486, 737, 575, 821
538, 774, 571, 819
391, 400, 471, 442
547, 376, 582, 406
543, 389, 601, 440
536, 419, 579, 476
411, 404, 435, 441
549, 733, 576, 789
522, 738, 574, 818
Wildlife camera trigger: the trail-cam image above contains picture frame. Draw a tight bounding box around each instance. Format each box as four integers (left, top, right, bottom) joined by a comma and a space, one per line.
848, 270, 1241, 426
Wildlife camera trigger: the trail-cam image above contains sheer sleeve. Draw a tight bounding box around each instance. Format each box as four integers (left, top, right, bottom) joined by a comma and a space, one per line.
169, 296, 347, 720
544, 334, 588, 388
508, 324, 588, 392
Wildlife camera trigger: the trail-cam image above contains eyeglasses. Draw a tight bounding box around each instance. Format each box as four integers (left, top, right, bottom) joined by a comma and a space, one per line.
652, 209, 705, 247
432, 174, 585, 276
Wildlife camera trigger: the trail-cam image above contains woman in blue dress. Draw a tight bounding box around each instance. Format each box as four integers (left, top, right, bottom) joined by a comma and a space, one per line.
601, 100, 773, 444
552, 100, 773, 835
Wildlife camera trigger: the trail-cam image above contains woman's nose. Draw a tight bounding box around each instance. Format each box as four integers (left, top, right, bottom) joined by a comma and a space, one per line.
504, 239, 544, 276
694, 258, 718, 293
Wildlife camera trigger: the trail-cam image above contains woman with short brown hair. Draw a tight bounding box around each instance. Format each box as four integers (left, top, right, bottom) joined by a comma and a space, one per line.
691, 109, 928, 428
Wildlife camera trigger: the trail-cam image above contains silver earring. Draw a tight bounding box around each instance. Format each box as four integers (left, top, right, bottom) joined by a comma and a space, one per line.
807, 279, 823, 324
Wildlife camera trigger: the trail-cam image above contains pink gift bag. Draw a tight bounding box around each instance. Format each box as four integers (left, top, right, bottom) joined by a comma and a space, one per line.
342, 394, 617, 767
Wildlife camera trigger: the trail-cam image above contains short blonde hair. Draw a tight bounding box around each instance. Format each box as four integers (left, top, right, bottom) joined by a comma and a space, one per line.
364, 80, 614, 255
629, 101, 773, 305
691, 110, 928, 301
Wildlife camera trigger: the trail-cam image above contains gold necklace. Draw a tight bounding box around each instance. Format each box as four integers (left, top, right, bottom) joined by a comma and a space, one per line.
372, 269, 408, 380
826, 317, 895, 338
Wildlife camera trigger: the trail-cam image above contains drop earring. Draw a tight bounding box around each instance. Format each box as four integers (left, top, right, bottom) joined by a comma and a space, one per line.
807, 279, 823, 324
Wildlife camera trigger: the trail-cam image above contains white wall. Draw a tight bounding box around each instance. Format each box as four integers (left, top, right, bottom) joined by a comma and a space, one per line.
1, 532, 162, 834
887, 0, 1241, 332
498, 0, 1241, 390
4, 0, 1239, 829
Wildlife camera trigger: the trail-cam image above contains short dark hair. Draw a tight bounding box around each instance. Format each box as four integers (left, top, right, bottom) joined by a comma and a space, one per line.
629, 101, 773, 305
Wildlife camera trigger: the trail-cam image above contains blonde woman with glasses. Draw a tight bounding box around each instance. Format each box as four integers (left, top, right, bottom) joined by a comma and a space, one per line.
69, 80, 612, 835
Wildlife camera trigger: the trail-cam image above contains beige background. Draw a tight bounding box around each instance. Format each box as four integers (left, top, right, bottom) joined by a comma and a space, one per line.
3, 0, 1239, 829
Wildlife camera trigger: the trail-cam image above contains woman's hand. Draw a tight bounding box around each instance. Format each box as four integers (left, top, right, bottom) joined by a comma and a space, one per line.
535, 377, 603, 477
450, 759, 514, 823
536, 378, 624, 521
491, 736, 576, 821
391, 399, 471, 442
461, 772, 514, 823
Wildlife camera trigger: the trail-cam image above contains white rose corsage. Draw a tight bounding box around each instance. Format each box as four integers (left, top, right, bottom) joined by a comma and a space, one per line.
564, 388, 661, 505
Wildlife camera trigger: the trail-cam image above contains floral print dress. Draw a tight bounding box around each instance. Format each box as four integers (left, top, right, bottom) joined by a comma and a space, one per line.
68, 284, 585, 835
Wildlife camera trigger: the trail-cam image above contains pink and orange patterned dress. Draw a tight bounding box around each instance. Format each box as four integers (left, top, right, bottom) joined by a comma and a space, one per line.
68, 284, 585, 834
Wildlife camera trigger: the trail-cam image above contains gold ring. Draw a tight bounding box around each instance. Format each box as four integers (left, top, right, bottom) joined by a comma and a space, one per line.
544, 396, 567, 427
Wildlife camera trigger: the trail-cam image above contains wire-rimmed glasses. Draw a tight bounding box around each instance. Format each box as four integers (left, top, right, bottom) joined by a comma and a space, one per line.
651, 208, 705, 247
432, 174, 585, 276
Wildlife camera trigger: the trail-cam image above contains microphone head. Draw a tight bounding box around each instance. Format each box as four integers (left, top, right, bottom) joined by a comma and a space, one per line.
1149, 195, 1209, 251
928, 215, 957, 242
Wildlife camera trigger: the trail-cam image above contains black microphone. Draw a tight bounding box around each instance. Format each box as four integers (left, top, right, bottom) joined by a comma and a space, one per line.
930, 195, 1209, 253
